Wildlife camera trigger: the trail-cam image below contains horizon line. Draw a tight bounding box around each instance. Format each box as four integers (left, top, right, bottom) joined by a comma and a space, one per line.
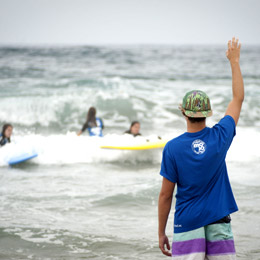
0, 42, 259, 48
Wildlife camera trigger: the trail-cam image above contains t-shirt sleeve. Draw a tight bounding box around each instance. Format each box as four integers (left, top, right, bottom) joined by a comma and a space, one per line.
213, 115, 236, 151
160, 143, 178, 183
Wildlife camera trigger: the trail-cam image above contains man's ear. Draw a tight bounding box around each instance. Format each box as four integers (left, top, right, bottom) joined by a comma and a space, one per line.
182, 112, 187, 121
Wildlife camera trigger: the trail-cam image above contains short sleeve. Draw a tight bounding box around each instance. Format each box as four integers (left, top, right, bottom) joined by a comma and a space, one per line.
160, 143, 178, 183
213, 115, 236, 151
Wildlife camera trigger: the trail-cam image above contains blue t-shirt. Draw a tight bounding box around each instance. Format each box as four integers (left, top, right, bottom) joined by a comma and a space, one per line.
160, 115, 238, 233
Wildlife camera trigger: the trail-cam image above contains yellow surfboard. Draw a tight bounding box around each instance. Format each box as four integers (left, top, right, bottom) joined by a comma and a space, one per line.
100, 140, 167, 150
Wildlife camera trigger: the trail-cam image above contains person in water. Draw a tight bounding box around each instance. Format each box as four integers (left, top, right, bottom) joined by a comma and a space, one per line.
158, 38, 243, 259
125, 121, 141, 137
77, 107, 104, 137
0, 123, 13, 147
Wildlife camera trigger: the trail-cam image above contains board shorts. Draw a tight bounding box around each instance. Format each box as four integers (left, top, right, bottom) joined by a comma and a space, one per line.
172, 216, 236, 259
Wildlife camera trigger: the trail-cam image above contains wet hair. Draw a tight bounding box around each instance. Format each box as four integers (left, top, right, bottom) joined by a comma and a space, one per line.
130, 121, 140, 129
1, 123, 13, 142
182, 112, 206, 123
86, 107, 97, 127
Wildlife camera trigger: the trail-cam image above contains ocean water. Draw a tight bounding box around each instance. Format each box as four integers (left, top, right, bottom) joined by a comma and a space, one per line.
0, 45, 260, 259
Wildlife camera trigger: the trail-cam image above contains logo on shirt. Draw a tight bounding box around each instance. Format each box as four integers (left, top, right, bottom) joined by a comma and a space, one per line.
174, 224, 182, 228
191, 139, 206, 154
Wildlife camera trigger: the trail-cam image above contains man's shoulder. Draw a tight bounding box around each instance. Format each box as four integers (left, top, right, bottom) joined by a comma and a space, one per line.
166, 133, 186, 148
213, 115, 236, 128
211, 115, 236, 135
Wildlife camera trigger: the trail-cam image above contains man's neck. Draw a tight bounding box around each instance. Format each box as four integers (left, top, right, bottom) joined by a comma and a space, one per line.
186, 121, 206, 133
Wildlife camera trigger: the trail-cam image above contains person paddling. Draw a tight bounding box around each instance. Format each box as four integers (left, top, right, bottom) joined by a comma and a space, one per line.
124, 121, 141, 137
158, 37, 244, 259
0, 124, 13, 147
77, 107, 104, 137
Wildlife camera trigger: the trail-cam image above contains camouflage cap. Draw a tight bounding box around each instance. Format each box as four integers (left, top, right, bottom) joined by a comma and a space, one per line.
179, 90, 212, 118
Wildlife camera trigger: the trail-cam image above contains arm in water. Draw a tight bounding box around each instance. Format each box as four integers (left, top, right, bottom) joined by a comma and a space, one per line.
158, 177, 175, 257
225, 37, 244, 125
77, 122, 88, 136
100, 118, 104, 130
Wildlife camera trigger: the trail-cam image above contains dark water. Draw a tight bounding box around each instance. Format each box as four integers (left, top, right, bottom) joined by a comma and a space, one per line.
0, 45, 260, 259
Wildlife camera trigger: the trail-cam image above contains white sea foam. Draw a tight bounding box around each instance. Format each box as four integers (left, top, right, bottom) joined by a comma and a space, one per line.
227, 127, 260, 163
0, 126, 259, 167
0, 133, 170, 166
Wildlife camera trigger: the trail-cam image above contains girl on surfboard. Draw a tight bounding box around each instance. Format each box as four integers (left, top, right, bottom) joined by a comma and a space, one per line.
124, 121, 142, 137
77, 107, 104, 137
0, 123, 13, 147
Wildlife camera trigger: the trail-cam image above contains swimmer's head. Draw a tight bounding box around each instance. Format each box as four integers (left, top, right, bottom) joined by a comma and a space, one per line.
2, 123, 13, 139
130, 121, 140, 135
87, 107, 96, 119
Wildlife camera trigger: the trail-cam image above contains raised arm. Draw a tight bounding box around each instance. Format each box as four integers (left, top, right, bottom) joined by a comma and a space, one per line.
225, 37, 244, 125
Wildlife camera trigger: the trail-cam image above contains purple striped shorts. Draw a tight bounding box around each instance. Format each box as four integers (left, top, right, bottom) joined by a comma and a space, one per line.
172, 223, 236, 259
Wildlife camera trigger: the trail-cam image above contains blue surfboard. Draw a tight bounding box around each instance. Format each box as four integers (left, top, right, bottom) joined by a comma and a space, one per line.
8, 152, 38, 165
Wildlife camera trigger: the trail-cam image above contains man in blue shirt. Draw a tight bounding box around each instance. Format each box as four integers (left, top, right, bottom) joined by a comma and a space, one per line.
158, 37, 244, 260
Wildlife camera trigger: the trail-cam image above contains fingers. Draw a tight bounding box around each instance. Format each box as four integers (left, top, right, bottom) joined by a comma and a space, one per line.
226, 50, 229, 57
235, 38, 239, 48
232, 37, 235, 48
228, 40, 231, 50
159, 243, 170, 256
159, 237, 172, 257
230, 37, 240, 49
226, 37, 241, 62
166, 239, 170, 250
160, 246, 172, 257
164, 251, 172, 257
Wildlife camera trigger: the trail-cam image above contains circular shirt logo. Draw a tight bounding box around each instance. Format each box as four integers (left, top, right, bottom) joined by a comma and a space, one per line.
191, 139, 206, 154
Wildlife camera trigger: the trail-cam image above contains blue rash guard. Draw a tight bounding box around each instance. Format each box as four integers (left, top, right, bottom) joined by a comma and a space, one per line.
160, 115, 238, 233
81, 117, 104, 137
0, 133, 9, 147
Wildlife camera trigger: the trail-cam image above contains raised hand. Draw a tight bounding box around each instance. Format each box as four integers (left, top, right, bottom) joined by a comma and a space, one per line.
226, 37, 241, 64
225, 37, 244, 125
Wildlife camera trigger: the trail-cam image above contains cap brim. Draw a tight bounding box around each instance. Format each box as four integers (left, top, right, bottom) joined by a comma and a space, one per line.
184, 109, 213, 118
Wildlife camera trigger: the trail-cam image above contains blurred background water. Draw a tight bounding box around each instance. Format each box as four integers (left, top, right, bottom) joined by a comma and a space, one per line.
0, 45, 259, 259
